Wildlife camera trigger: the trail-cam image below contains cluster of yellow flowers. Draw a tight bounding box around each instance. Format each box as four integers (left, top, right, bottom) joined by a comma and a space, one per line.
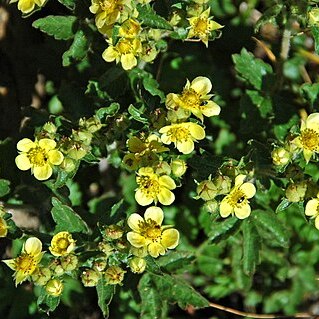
271, 112, 319, 230
15, 115, 102, 181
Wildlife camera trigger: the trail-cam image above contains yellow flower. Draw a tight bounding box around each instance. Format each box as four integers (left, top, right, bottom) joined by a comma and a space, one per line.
89, 0, 131, 32
49, 232, 76, 257
127, 206, 180, 258
119, 18, 141, 38
159, 122, 205, 154
188, 8, 223, 47
166, 76, 221, 121
104, 266, 126, 285
102, 38, 142, 70
305, 194, 319, 229
46, 279, 64, 297
291, 113, 319, 163
10, 0, 46, 14
271, 147, 291, 166
220, 175, 256, 219
0, 207, 8, 237
135, 167, 176, 206
3, 237, 44, 286
15, 138, 64, 181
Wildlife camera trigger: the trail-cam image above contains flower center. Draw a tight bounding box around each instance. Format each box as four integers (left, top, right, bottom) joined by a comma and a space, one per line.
300, 129, 319, 151
194, 18, 209, 35
180, 89, 201, 109
15, 253, 37, 275
227, 188, 247, 208
137, 175, 160, 197
168, 126, 190, 142
27, 147, 48, 166
57, 238, 69, 249
117, 39, 132, 54
99, 0, 118, 12
139, 220, 162, 241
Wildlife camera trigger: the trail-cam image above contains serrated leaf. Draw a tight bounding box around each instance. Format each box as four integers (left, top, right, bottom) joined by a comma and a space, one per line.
51, 197, 89, 233
37, 287, 60, 313
253, 210, 289, 247
301, 83, 319, 109
209, 217, 241, 243
246, 90, 273, 118
137, 4, 173, 30
157, 251, 195, 272
32, 16, 77, 40
96, 280, 115, 318
275, 198, 292, 213
0, 179, 10, 197
151, 273, 209, 309
62, 30, 89, 66
58, 0, 75, 9
143, 77, 165, 101
128, 104, 148, 124
242, 220, 260, 276
232, 48, 273, 90
138, 274, 166, 319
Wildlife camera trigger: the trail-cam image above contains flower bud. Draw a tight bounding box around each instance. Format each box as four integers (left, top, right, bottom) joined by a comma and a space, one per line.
81, 268, 100, 287
0, 215, 8, 237
105, 225, 124, 240
93, 260, 107, 272
104, 266, 126, 285
286, 181, 307, 202
213, 175, 232, 195
98, 241, 114, 256
46, 279, 64, 297
203, 199, 219, 213
42, 122, 57, 134
61, 157, 76, 172
130, 246, 148, 257
32, 267, 51, 286
155, 161, 171, 176
196, 180, 218, 201
170, 159, 187, 177
60, 254, 78, 272
271, 148, 291, 166
129, 257, 146, 274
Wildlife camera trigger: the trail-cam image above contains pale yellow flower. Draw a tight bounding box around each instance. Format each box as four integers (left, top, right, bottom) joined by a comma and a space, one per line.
159, 122, 205, 154
127, 206, 179, 258
271, 147, 291, 166
129, 257, 146, 273
3, 237, 44, 285
135, 167, 176, 206
15, 138, 64, 181
119, 18, 141, 38
188, 8, 223, 47
291, 113, 319, 163
10, 0, 46, 14
305, 194, 319, 230
166, 76, 221, 121
46, 279, 64, 296
220, 175, 256, 219
0, 207, 8, 237
49, 232, 76, 257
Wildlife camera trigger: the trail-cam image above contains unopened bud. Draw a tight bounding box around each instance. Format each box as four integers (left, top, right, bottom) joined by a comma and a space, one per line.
61, 254, 78, 272
286, 181, 307, 202
196, 180, 218, 201
203, 199, 219, 213
129, 257, 146, 274
105, 225, 124, 240
171, 159, 187, 177
271, 148, 290, 166
81, 269, 100, 287
104, 266, 126, 285
46, 279, 64, 297
32, 267, 51, 286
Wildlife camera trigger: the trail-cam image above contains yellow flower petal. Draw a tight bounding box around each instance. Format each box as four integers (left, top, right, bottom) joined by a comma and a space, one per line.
121, 53, 137, 70
305, 198, 319, 216
220, 199, 233, 218
33, 164, 52, 181
127, 232, 147, 248
24, 237, 42, 255
148, 242, 165, 258
235, 174, 246, 186
303, 149, 313, 163
135, 189, 153, 206
48, 150, 64, 165
15, 154, 31, 171
202, 101, 221, 117
17, 138, 34, 152
2, 259, 16, 271
234, 204, 251, 219
177, 139, 194, 154
18, 0, 35, 13
188, 123, 205, 140
240, 182, 256, 198
315, 215, 319, 230
157, 188, 175, 205
39, 138, 56, 151
127, 213, 144, 232
190, 76, 212, 96
306, 113, 319, 131
161, 229, 179, 249
144, 206, 163, 225
158, 176, 176, 190
102, 46, 118, 62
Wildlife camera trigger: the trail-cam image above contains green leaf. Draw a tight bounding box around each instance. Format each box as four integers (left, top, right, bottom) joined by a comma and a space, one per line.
138, 274, 166, 319
137, 4, 173, 30
0, 179, 10, 197
58, 0, 75, 9
254, 4, 283, 31
51, 197, 89, 233
208, 217, 241, 243
37, 287, 61, 313
62, 30, 89, 66
157, 251, 195, 272
242, 220, 261, 276
275, 198, 292, 213
96, 103, 120, 120
143, 77, 165, 102
32, 16, 77, 40
311, 26, 319, 55
232, 48, 273, 90
253, 210, 289, 247
96, 280, 115, 318
246, 90, 273, 118
128, 104, 148, 124
301, 83, 319, 109
151, 273, 209, 309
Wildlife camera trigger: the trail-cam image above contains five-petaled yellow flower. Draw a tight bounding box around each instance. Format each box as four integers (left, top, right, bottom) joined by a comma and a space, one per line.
3, 237, 44, 286
49, 231, 76, 257
188, 8, 223, 47
305, 193, 319, 230
10, 0, 46, 14
166, 76, 221, 121
159, 122, 205, 154
220, 175, 256, 219
292, 113, 319, 163
135, 167, 176, 206
15, 138, 64, 181
127, 206, 179, 258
